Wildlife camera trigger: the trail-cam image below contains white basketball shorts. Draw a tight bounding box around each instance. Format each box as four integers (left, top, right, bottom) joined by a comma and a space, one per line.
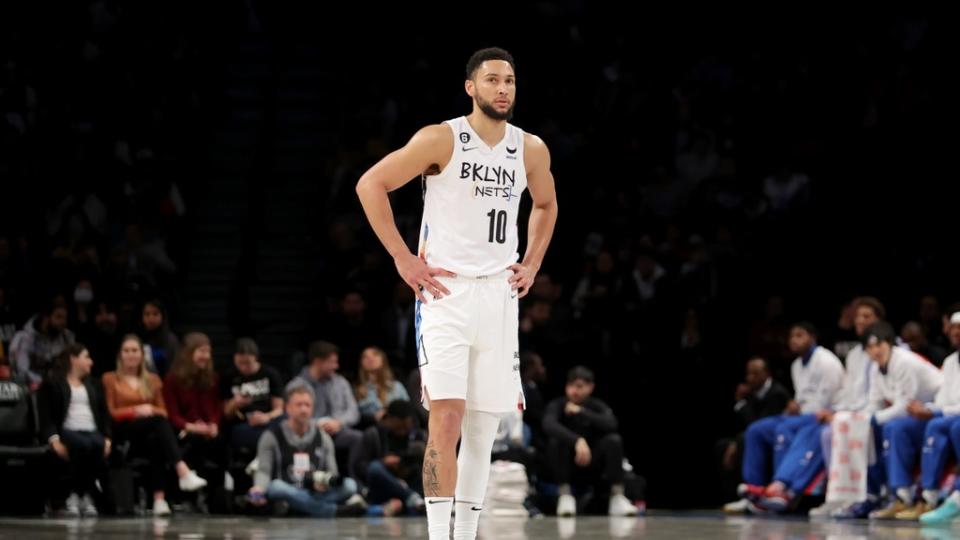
415, 270, 525, 414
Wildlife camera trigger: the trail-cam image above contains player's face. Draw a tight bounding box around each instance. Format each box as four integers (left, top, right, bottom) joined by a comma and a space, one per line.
788, 327, 814, 355
949, 323, 960, 348
467, 60, 516, 121
866, 341, 892, 365
854, 306, 879, 336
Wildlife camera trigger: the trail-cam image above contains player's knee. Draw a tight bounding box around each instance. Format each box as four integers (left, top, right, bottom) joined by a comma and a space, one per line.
948, 420, 960, 440
430, 409, 462, 443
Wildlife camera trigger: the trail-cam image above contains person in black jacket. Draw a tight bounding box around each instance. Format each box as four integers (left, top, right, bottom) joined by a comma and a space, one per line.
353, 400, 427, 515
717, 357, 790, 506
39, 343, 112, 517
543, 366, 637, 517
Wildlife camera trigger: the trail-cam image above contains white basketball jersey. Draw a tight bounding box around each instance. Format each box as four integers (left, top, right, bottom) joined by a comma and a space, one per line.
417, 116, 527, 276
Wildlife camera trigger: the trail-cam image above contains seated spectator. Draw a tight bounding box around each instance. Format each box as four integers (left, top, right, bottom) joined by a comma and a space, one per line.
354, 400, 426, 515
77, 300, 122, 379
162, 332, 225, 498
221, 338, 284, 455
103, 335, 207, 516
39, 343, 111, 517
139, 299, 179, 377
718, 357, 790, 507
354, 347, 409, 429
10, 298, 75, 388
287, 341, 363, 476
543, 366, 638, 517
246, 385, 367, 517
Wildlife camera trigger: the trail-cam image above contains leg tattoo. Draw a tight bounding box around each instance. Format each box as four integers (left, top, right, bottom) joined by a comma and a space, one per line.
424, 439, 442, 496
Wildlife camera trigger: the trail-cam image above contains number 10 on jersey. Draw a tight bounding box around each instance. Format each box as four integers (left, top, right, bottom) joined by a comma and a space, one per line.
487, 209, 507, 244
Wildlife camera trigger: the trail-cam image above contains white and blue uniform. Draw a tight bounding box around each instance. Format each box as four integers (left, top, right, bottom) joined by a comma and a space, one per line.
920, 352, 960, 494
876, 348, 945, 493
742, 345, 844, 487
771, 345, 873, 496
415, 116, 528, 413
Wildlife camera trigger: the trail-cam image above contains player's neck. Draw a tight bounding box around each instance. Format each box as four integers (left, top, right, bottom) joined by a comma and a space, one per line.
466, 111, 507, 147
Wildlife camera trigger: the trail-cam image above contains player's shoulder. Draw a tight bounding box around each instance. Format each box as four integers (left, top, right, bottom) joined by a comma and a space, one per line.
413, 122, 453, 143
522, 130, 547, 151
522, 130, 550, 167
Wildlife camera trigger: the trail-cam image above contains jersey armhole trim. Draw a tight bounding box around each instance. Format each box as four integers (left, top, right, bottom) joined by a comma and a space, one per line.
424, 121, 458, 180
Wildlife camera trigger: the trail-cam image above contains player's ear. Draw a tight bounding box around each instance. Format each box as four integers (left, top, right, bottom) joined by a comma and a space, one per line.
464, 78, 475, 97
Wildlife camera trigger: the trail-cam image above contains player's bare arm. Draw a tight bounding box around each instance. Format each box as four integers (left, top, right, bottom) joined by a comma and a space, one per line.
356, 124, 457, 304
508, 133, 558, 298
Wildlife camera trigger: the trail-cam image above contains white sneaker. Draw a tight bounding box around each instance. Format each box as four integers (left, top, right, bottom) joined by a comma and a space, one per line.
153, 498, 172, 516
723, 498, 750, 513
557, 493, 577, 517
63, 493, 81, 518
79, 494, 98, 517
178, 470, 208, 492
608, 493, 639, 517
344, 493, 368, 510
808, 500, 844, 517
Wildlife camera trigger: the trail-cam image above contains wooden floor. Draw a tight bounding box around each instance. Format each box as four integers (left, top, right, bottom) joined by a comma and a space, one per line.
0, 512, 952, 539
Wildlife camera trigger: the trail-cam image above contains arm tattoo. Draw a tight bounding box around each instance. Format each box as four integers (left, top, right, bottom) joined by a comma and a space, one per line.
423, 439, 441, 496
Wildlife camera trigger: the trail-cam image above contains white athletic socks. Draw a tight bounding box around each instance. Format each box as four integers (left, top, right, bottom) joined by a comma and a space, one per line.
923, 489, 940, 506
896, 487, 913, 504
453, 500, 482, 540
426, 497, 454, 540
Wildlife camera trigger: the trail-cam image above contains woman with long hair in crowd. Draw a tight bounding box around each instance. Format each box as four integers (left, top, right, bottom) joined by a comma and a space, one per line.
354, 347, 409, 429
102, 334, 206, 516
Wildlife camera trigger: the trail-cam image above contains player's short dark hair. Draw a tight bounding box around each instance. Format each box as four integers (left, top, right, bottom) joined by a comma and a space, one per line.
862, 321, 897, 347
853, 296, 886, 320
385, 399, 416, 420
308, 340, 339, 362
466, 47, 515, 80
567, 365, 595, 384
791, 321, 818, 338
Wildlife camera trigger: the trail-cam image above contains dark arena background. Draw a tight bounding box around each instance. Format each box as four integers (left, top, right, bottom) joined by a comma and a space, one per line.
0, 3, 953, 539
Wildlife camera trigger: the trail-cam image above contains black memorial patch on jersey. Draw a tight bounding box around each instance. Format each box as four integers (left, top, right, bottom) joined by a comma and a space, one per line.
460, 132, 471, 144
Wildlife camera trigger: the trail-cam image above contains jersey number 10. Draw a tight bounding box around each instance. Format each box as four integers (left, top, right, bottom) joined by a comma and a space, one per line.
486, 209, 507, 244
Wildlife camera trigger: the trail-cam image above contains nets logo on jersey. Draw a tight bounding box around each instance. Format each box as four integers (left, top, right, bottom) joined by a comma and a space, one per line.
460, 162, 518, 201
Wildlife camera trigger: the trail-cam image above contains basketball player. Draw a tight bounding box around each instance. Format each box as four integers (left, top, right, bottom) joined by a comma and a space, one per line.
356, 47, 558, 540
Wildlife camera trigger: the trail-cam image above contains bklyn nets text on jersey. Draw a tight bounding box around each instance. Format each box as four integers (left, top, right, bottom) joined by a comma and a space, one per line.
460, 161, 519, 201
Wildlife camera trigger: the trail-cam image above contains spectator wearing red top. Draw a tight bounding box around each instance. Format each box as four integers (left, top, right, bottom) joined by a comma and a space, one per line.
163, 332, 225, 499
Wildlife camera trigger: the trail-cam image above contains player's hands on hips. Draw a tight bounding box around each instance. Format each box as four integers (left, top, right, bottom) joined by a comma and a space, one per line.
508, 262, 537, 298
394, 251, 454, 304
